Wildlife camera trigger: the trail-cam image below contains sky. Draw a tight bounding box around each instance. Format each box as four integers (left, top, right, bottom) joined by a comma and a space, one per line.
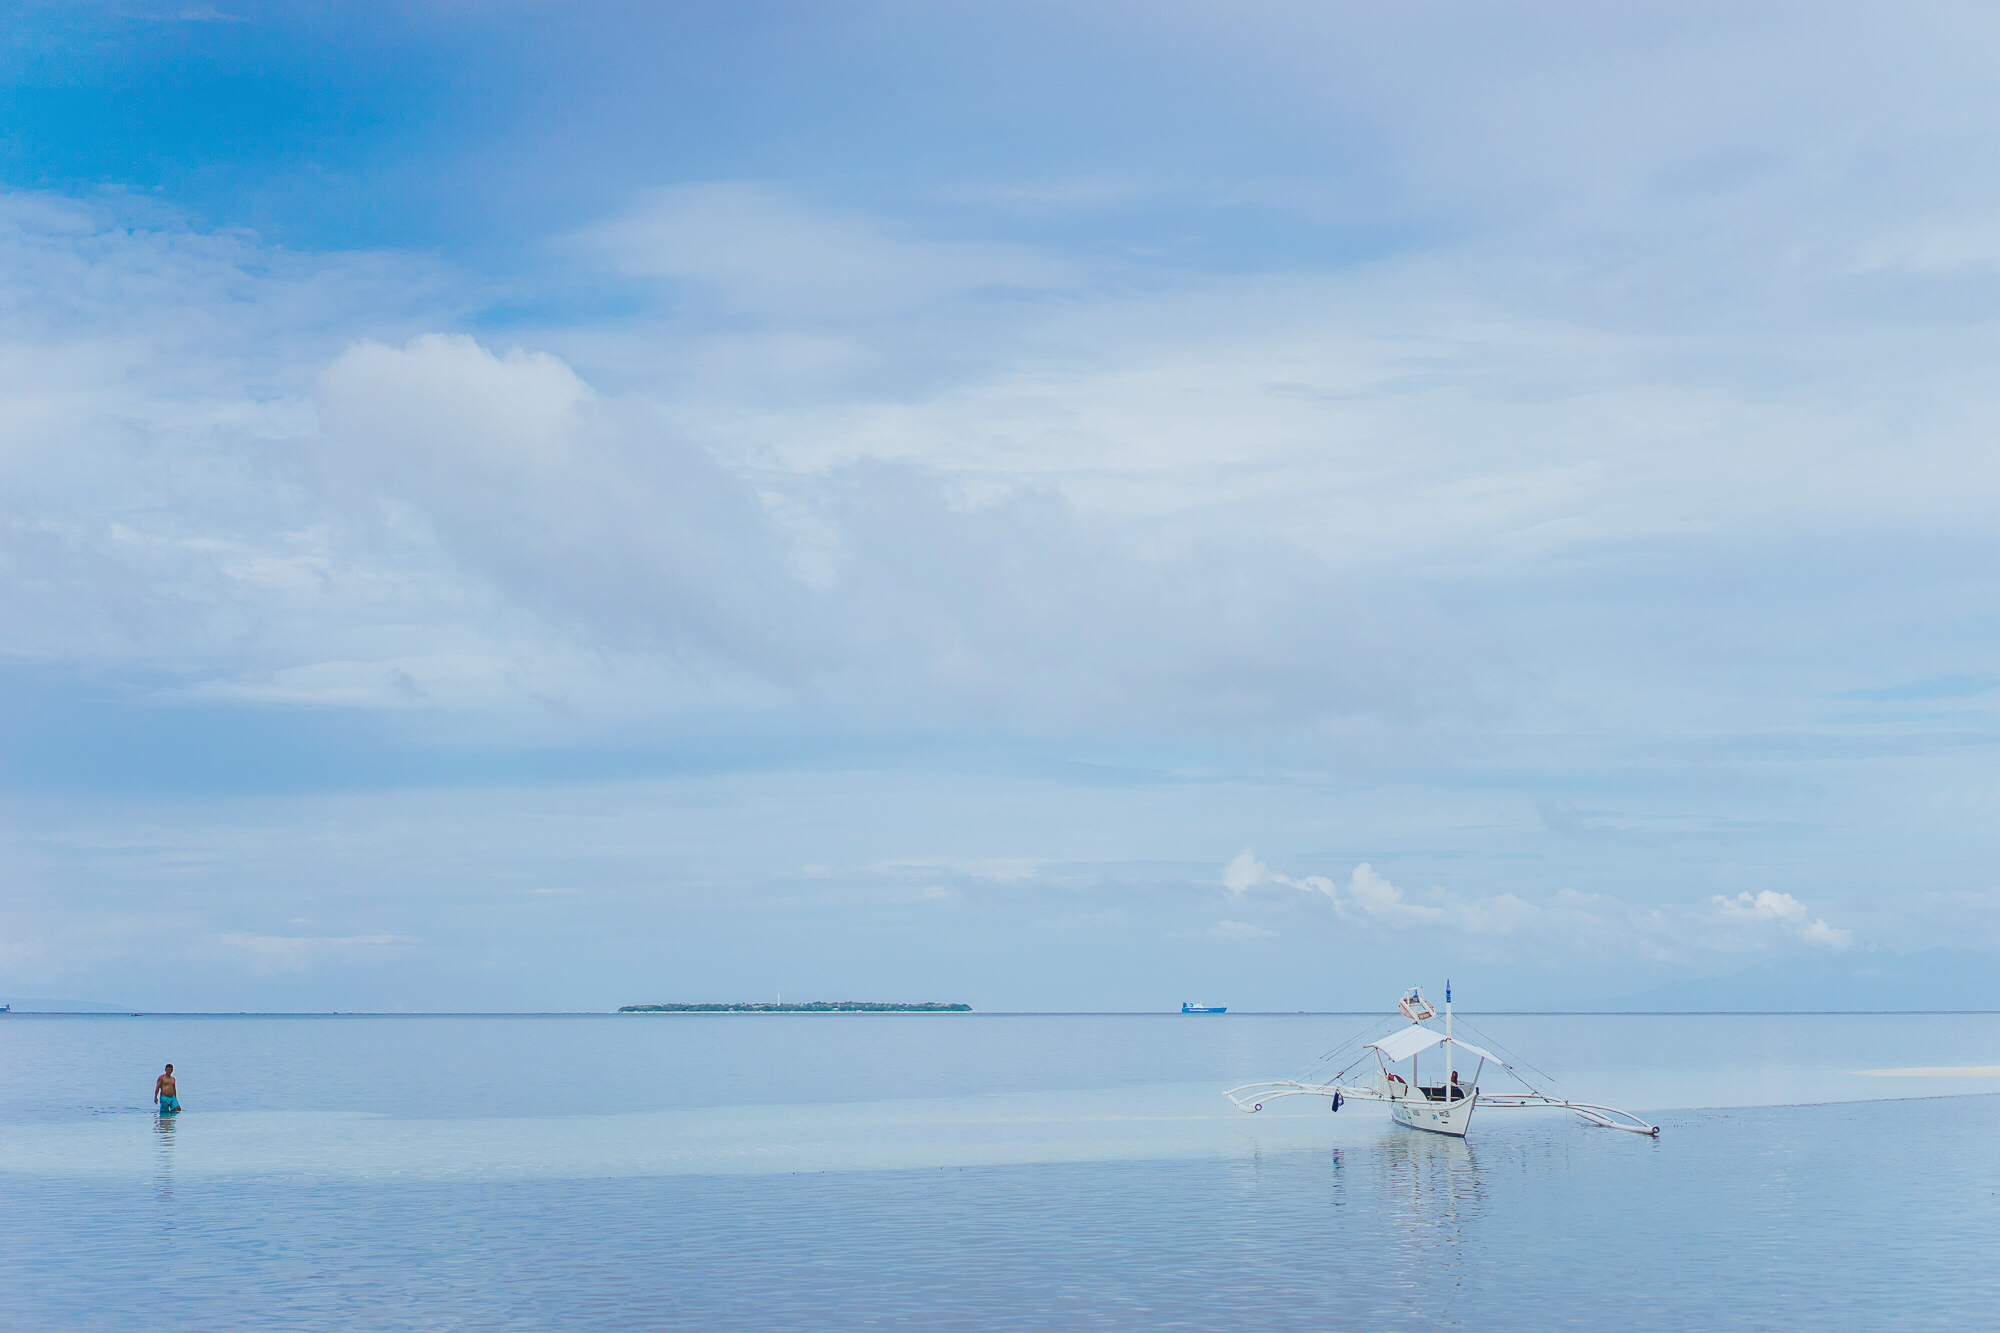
3, 0, 1999, 1012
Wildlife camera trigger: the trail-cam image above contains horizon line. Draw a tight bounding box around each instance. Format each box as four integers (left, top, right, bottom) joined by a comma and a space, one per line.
8, 1009, 2000, 1018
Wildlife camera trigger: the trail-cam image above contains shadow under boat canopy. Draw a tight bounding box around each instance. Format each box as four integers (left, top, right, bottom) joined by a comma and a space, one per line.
1225, 986, 1660, 1139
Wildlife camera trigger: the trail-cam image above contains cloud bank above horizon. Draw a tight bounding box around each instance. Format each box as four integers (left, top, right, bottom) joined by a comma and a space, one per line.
2, 1, 1998, 1010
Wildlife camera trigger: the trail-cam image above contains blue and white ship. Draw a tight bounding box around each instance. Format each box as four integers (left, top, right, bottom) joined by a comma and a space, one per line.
1181, 1002, 1226, 1014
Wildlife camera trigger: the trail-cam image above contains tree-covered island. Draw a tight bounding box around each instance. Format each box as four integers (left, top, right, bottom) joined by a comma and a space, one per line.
617, 1001, 972, 1012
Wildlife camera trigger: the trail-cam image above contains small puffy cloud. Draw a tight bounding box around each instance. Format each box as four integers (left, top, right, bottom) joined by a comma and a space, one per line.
1712, 891, 1853, 950
1231, 855, 1447, 928
321, 334, 596, 479
1340, 863, 1450, 927
1208, 919, 1277, 940
1222, 847, 1267, 893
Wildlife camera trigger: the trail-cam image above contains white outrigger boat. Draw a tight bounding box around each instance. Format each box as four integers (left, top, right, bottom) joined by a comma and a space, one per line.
1225, 985, 1659, 1138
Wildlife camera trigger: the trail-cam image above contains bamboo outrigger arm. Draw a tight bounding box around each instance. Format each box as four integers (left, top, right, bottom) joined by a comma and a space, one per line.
1474, 1093, 1661, 1135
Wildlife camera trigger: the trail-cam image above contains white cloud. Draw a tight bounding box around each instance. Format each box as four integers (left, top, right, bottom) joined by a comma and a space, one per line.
1208, 919, 1276, 940
16, 5, 2000, 1011
873, 858, 1041, 884
1238, 856, 1451, 929
1221, 847, 1266, 893
215, 933, 418, 975
1712, 891, 1853, 951
1338, 863, 1450, 927
967, 860, 1042, 883
1232, 853, 1462, 927
936, 177, 1150, 214
299, 331, 1483, 734
1225, 852, 1859, 957
11, 180, 1993, 756
182, 653, 519, 709
7, 13, 2000, 996
576, 183, 1075, 317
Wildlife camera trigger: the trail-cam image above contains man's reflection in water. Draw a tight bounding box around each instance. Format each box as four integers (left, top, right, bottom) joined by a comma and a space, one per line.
153, 1111, 176, 1232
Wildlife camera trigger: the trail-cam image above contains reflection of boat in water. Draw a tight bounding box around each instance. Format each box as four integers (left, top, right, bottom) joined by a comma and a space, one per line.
1225, 984, 1659, 1138
1181, 1002, 1226, 1014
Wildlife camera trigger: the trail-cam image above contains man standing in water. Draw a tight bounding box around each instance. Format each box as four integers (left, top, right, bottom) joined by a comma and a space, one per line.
153, 1063, 180, 1115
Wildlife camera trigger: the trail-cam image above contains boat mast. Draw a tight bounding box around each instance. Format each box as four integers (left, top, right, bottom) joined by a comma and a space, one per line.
1444, 979, 1453, 1105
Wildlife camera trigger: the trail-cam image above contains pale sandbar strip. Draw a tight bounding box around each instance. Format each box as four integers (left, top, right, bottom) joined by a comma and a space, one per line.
1857, 1065, 2000, 1077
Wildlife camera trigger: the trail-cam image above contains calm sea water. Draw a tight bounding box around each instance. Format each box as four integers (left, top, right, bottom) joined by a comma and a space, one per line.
6, 1012, 1999, 1329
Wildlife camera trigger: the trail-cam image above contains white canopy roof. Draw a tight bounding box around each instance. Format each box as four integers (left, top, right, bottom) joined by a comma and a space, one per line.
1368, 1024, 1501, 1066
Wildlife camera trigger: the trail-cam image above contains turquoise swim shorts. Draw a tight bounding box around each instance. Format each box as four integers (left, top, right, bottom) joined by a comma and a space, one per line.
158, 1095, 180, 1114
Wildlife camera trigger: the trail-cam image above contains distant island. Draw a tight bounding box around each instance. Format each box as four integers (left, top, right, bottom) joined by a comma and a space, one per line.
618, 1001, 972, 1013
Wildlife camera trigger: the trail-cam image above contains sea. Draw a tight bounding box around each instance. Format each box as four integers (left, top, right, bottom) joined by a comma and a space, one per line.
5, 1010, 1999, 1330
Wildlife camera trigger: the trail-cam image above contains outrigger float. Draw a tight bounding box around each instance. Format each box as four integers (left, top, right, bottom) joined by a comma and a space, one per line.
1225, 985, 1659, 1138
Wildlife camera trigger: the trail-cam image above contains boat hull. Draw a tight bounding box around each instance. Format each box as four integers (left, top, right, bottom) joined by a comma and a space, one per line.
1389, 1092, 1477, 1138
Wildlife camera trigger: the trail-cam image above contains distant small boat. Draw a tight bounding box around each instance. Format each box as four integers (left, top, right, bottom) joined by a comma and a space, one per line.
1181, 1002, 1226, 1014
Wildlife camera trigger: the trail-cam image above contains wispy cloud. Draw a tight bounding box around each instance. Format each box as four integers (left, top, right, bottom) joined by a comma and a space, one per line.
1837, 675, 2000, 704
576, 183, 1075, 318
181, 654, 520, 709
215, 933, 419, 975
1207, 919, 1276, 940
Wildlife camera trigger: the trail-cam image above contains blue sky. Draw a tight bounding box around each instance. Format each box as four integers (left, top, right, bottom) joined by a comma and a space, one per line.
4, 1, 1999, 1011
